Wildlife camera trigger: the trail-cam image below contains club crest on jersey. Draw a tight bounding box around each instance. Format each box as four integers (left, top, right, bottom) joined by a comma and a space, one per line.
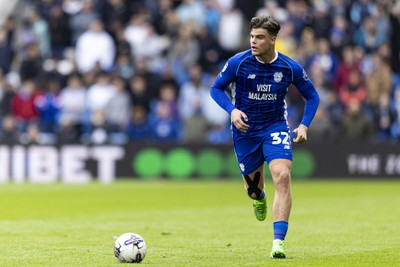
273, 72, 283, 82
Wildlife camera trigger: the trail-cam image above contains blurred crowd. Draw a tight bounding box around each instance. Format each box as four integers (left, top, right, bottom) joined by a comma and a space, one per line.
0, 0, 399, 145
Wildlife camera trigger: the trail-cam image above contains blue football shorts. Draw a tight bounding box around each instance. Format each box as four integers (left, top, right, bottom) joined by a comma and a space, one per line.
232, 121, 293, 175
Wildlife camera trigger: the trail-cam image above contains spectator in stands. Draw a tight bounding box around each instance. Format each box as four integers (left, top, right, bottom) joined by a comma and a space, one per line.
151, 0, 175, 35
201, 71, 230, 144
255, 0, 288, 22
217, 6, 244, 60
334, 45, 362, 94
372, 93, 397, 143
0, 28, 14, 75
309, 63, 330, 109
136, 23, 170, 74
341, 98, 372, 143
11, 80, 39, 132
168, 23, 200, 85
0, 115, 20, 144
178, 64, 209, 143
0, 76, 15, 120
128, 74, 151, 113
306, 38, 339, 86
329, 15, 351, 57
113, 25, 131, 58
101, 0, 131, 27
80, 69, 97, 88
349, 0, 376, 29
133, 58, 161, 99
104, 76, 131, 143
19, 122, 43, 145
339, 69, 366, 107
34, 78, 61, 134
372, 3, 391, 44
354, 15, 387, 53
176, 0, 206, 31
124, 13, 150, 60
15, 17, 37, 60
202, 0, 221, 39
126, 105, 150, 142
35, 0, 60, 21
2, 0, 398, 145
325, 90, 344, 142
365, 53, 392, 111
158, 6, 180, 37
152, 83, 179, 119
75, 19, 115, 73
62, 0, 84, 16
113, 54, 134, 82
148, 101, 181, 142
19, 43, 44, 82
296, 27, 316, 65
147, 81, 180, 143
2, 16, 15, 43
284, 0, 308, 41
69, 0, 100, 44
86, 72, 115, 130
30, 9, 50, 57
48, 5, 71, 59
307, 106, 333, 143
309, 1, 331, 39
196, 25, 222, 74
275, 20, 296, 58
58, 74, 87, 142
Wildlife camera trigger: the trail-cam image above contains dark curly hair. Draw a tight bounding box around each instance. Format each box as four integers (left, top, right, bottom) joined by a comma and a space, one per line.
250, 15, 281, 37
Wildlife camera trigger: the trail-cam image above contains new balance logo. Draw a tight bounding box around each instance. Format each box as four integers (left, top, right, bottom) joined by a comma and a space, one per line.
247, 74, 256, 79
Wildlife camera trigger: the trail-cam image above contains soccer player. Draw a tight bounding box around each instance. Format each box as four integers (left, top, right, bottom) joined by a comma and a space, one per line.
210, 15, 319, 259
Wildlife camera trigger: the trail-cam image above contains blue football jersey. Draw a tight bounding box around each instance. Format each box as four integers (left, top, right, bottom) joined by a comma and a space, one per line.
210, 49, 319, 133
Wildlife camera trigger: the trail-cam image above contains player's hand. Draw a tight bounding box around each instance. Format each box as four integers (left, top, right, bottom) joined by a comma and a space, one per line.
292, 124, 308, 144
231, 108, 249, 132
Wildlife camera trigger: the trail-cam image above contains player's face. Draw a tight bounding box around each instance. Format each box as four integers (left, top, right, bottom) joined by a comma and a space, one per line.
250, 28, 275, 57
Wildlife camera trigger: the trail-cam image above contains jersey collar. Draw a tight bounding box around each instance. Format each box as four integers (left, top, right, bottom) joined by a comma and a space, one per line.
255, 50, 278, 64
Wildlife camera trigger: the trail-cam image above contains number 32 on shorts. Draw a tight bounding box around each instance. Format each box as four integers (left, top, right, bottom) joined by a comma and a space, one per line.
270, 132, 291, 148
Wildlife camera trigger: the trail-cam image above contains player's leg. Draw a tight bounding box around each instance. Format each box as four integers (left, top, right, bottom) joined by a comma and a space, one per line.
232, 132, 266, 221
262, 122, 293, 258
241, 164, 267, 221
268, 158, 292, 258
269, 159, 292, 222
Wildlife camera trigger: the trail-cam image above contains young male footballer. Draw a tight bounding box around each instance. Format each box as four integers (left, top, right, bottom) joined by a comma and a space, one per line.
210, 15, 319, 259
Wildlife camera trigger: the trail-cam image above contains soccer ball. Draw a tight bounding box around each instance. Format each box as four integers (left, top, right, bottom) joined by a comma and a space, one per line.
114, 233, 147, 263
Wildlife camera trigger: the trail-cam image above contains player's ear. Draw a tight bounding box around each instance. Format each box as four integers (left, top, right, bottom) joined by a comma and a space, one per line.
270, 36, 276, 45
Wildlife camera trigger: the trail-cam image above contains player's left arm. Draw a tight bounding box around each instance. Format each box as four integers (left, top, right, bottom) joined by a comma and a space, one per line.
291, 65, 320, 144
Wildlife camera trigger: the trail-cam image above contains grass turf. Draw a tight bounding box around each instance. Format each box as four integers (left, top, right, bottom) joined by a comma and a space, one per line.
0, 180, 399, 266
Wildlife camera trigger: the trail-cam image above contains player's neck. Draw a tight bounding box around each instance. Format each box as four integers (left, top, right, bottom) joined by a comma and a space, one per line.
255, 50, 277, 64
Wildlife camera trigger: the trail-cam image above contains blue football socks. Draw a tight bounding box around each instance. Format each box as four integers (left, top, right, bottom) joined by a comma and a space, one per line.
273, 221, 288, 240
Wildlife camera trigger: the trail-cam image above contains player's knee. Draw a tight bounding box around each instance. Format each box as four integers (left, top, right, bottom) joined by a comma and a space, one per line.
274, 170, 290, 190
243, 172, 264, 200
246, 186, 264, 200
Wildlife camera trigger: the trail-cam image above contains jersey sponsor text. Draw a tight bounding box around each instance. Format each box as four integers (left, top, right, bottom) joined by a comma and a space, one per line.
248, 92, 277, 101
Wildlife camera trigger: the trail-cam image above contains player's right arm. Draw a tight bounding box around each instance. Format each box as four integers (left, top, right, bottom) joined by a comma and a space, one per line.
210, 60, 249, 132
290, 61, 320, 143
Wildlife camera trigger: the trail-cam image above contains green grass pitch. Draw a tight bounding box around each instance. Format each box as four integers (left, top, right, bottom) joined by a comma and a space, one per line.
1, 180, 400, 267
